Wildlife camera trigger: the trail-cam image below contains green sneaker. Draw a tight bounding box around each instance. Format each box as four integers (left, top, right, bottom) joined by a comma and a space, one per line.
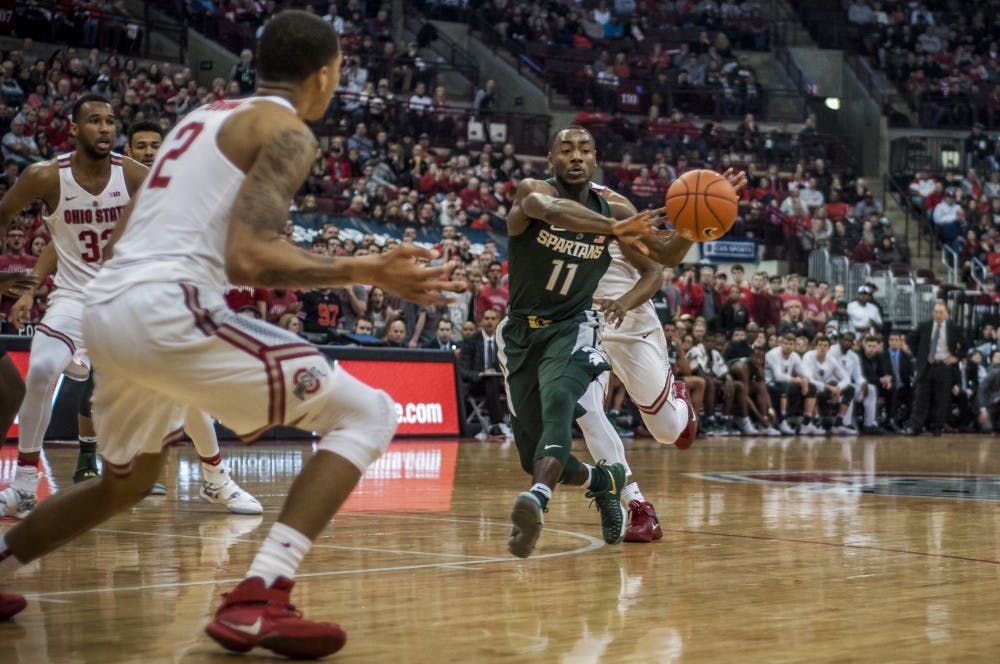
73, 453, 99, 483
508, 492, 544, 558
586, 461, 627, 545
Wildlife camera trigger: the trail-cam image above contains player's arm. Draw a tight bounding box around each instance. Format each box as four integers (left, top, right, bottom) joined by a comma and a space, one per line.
0, 161, 57, 233
102, 158, 150, 261
225, 117, 461, 303
507, 178, 664, 246
9, 241, 55, 328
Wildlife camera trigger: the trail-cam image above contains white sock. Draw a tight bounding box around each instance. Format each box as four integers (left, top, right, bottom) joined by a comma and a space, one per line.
0, 536, 23, 579
202, 461, 226, 484
621, 482, 645, 505
246, 522, 312, 587
12, 465, 39, 493
582, 464, 596, 489
529, 483, 553, 501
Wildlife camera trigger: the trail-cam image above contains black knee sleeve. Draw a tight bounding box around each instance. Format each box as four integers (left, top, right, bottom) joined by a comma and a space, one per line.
78, 372, 95, 418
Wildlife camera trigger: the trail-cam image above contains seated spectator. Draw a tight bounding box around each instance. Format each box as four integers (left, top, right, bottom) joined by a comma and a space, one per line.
382, 318, 408, 347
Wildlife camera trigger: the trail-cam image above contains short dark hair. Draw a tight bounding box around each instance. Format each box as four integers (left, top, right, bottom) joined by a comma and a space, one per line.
127, 120, 163, 145
71, 94, 111, 123
549, 125, 595, 151
257, 10, 340, 84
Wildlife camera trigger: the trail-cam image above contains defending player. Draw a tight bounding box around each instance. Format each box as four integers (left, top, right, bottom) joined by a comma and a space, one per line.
2, 111, 261, 516
0, 94, 147, 517
0, 13, 462, 659
575, 168, 746, 541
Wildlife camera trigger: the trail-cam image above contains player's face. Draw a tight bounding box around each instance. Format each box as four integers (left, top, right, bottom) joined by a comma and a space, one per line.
549, 129, 596, 186
127, 130, 162, 166
781, 336, 794, 354
839, 334, 854, 352
71, 102, 116, 159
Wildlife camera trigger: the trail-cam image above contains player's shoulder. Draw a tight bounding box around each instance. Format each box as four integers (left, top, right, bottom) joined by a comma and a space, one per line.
15, 158, 61, 188
514, 177, 556, 197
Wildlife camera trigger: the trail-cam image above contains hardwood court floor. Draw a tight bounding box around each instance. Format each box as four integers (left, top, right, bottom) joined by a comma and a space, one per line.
2, 434, 1000, 663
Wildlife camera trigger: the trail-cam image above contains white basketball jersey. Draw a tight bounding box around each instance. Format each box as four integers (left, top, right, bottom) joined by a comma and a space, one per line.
90, 96, 294, 301
590, 182, 659, 335
44, 152, 129, 296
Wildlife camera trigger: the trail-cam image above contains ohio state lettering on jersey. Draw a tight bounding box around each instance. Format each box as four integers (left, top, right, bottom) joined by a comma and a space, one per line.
44, 152, 130, 296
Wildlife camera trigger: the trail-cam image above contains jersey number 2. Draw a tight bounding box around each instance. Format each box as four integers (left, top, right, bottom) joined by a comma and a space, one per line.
545, 259, 579, 296
147, 122, 205, 189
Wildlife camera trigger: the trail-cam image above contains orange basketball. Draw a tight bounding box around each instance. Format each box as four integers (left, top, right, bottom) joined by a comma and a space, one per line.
664, 169, 738, 242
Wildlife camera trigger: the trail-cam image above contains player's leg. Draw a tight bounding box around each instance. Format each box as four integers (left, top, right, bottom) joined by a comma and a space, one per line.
537, 320, 626, 546
831, 385, 858, 434
860, 385, 881, 432
0, 351, 25, 447
186, 410, 263, 515
0, 328, 74, 518
750, 378, 781, 436
605, 329, 693, 447
74, 374, 100, 482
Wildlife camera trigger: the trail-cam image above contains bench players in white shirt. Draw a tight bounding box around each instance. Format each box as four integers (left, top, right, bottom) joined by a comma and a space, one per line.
800, 335, 858, 434
828, 330, 872, 434
764, 332, 818, 434
575, 170, 746, 542
0, 102, 261, 518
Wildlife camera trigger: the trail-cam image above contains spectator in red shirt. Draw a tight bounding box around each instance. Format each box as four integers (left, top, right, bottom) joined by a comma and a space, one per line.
474, 260, 509, 321
851, 231, 877, 263
224, 286, 266, 317
262, 288, 301, 323
342, 194, 368, 217
675, 265, 704, 318
825, 188, 848, 223
749, 270, 781, 327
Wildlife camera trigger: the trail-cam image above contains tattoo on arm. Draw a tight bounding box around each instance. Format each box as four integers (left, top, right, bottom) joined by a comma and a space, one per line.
235, 126, 317, 233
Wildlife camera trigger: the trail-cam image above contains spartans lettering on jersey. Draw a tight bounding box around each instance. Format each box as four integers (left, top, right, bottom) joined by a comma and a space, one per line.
63, 205, 126, 225
536, 228, 607, 260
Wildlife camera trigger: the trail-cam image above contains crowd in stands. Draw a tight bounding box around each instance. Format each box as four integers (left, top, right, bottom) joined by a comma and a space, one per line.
903, 123, 1000, 288
846, 0, 1000, 129
426, 0, 769, 119
4, 3, 998, 438
13, 4, 147, 57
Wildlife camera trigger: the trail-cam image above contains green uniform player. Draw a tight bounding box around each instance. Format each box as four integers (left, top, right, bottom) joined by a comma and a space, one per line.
498, 127, 665, 558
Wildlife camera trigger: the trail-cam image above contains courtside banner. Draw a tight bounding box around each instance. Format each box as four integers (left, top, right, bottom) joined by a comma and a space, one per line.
338, 358, 460, 436
2, 337, 461, 440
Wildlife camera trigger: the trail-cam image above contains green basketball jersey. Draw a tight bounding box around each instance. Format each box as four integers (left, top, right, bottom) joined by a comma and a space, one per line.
507, 181, 613, 323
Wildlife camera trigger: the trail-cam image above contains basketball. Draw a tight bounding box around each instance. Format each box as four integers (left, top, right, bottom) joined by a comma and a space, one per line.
664, 169, 738, 242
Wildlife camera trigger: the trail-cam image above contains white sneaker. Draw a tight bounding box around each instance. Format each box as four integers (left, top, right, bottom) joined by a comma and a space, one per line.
740, 417, 760, 435
0, 487, 37, 519
831, 424, 859, 436
200, 470, 263, 515
762, 426, 782, 437
778, 420, 797, 436
800, 422, 825, 435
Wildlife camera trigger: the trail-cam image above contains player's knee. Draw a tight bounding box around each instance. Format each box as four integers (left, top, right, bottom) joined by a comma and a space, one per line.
316, 385, 396, 471
25, 352, 66, 387
543, 384, 578, 418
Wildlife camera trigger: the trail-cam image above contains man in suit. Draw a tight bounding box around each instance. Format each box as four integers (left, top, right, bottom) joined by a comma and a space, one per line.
952, 349, 983, 430
423, 318, 458, 351
903, 300, 962, 435
881, 331, 915, 431
458, 309, 508, 438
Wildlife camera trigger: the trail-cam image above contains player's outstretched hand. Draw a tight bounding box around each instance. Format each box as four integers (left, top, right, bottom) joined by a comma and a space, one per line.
0, 272, 37, 296
367, 245, 466, 305
8, 291, 34, 331
723, 168, 748, 193
594, 297, 628, 328
611, 208, 671, 255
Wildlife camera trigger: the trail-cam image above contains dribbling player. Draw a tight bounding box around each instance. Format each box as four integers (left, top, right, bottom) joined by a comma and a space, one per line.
2, 109, 261, 515
0, 12, 462, 660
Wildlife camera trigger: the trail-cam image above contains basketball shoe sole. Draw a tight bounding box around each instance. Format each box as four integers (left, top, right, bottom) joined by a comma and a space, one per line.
508, 492, 544, 558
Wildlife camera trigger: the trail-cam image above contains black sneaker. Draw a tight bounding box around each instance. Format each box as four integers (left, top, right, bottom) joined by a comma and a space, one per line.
586, 461, 627, 545
508, 492, 544, 558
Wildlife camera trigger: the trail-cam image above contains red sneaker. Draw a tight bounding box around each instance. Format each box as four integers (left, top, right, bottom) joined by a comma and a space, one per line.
205, 577, 346, 659
624, 500, 663, 542
672, 380, 697, 449
0, 592, 26, 620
